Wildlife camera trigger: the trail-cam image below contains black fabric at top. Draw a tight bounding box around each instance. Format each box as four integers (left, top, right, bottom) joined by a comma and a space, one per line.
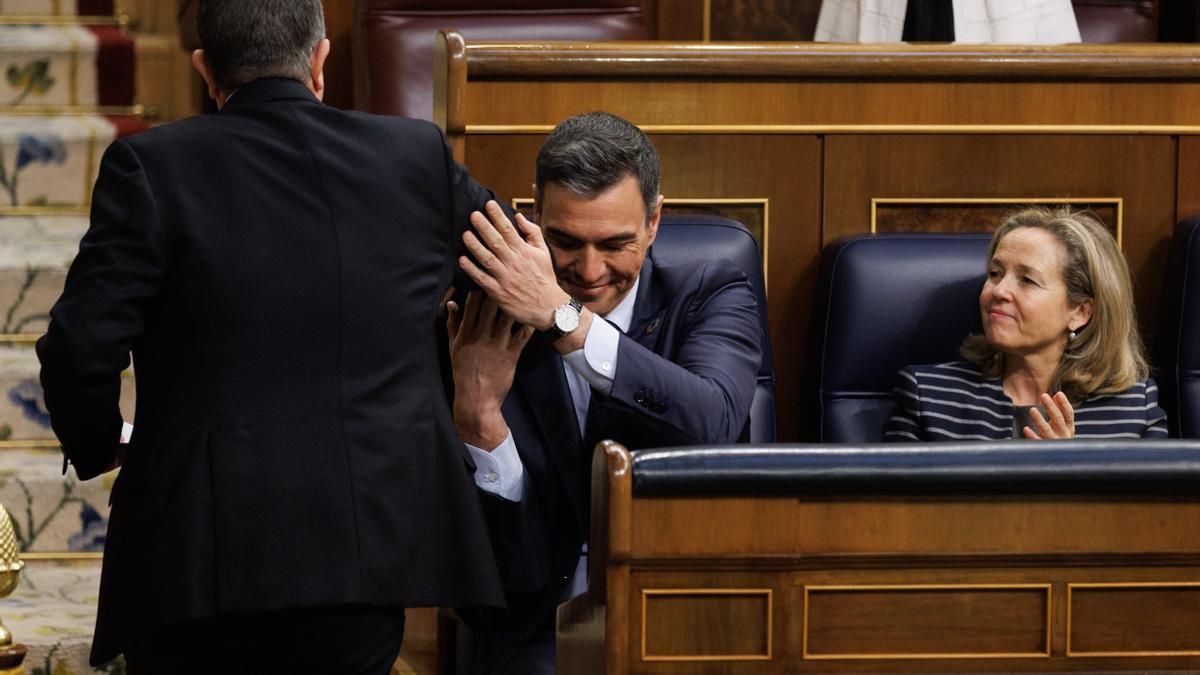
630, 440, 1200, 495
902, 0, 955, 41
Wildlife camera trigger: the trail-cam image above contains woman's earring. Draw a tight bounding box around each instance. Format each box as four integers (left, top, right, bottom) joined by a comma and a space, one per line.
1068, 330, 1077, 342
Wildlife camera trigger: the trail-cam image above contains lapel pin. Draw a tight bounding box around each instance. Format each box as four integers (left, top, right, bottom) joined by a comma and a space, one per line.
645, 317, 661, 336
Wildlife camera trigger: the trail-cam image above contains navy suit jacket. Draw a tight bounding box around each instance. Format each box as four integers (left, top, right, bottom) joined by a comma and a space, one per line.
37, 78, 505, 664
470, 250, 763, 671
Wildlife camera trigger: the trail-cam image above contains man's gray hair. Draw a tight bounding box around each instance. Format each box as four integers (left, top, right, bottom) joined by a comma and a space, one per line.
197, 0, 325, 93
535, 112, 660, 220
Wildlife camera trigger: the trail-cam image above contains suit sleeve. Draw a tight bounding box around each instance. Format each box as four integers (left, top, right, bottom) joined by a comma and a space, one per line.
884, 367, 924, 442
605, 263, 763, 445
439, 129, 515, 293
36, 139, 166, 480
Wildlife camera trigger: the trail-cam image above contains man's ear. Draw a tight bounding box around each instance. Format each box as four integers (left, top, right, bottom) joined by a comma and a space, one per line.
309, 38, 331, 101
191, 50, 221, 104
645, 194, 665, 246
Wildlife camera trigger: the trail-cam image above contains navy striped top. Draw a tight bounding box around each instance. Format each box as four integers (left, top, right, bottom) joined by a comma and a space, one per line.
884, 360, 1169, 442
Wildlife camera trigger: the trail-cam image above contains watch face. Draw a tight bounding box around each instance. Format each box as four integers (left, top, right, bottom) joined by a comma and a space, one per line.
554, 304, 581, 334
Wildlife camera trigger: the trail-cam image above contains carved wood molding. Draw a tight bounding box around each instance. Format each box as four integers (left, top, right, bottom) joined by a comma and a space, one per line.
460, 40, 1200, 79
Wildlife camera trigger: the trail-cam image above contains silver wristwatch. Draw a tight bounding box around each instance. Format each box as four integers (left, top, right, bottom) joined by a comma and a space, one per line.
547, 298, 582, 339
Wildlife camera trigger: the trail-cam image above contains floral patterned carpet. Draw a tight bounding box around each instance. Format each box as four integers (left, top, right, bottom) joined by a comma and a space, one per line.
1, 1, 138, 672
6, 561, 117, 675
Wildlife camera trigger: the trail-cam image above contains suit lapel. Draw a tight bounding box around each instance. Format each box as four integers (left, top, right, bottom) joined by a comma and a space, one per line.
625, 255, 666, 352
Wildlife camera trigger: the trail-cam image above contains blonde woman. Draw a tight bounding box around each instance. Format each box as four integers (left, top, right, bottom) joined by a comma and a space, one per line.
886, 208, 1167, 441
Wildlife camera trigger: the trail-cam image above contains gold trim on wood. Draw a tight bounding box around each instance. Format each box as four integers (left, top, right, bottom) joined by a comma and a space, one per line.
467, 124, 1200, 136
640, 588, 773, 662
702, 0, 712, 42
0, 440, 60, 449
1066, 582, 1200, 657
461, 41, 1200, 79
65, 24, 79, 108
84, 122, 98, 207
0, 104, 144, 117
509, 197, 770, 294
870, 197, 1124, 248
460, 40, 1200, 79
23, 552, 102, 561
802, 583, 1052, 660
0, 334, 43, 344
0, 206, 88, 216
0, 15, 127, 26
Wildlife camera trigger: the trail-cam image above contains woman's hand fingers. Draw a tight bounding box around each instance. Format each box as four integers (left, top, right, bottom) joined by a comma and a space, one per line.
1027, 394, 1075, 440
1053, 391, 1075, 431
1029, 407, 1057, 439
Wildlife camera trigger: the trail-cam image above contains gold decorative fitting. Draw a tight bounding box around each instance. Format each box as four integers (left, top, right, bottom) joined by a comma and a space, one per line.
0, 504, 23, 664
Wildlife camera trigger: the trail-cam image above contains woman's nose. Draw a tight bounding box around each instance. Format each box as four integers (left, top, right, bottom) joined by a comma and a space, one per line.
991, 276, 1014, 299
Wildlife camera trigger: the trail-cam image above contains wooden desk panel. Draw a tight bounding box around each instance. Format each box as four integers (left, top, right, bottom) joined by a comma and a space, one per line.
565, 443, 1200, 673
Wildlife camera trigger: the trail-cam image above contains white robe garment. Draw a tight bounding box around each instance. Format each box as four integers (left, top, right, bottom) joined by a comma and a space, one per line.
815, 0, 1082, 44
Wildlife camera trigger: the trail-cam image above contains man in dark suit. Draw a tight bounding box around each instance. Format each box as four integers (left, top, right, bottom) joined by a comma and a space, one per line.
36, 1, 503, 671
446, 112, 764, 673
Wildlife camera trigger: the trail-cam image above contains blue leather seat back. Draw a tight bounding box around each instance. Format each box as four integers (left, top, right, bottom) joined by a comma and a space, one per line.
1158, 217, 1200, 439
804, 233, 992, 443
653, 215, 775, 442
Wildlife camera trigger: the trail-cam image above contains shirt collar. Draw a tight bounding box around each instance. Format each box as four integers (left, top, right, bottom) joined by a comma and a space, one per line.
602, 277, 639, 333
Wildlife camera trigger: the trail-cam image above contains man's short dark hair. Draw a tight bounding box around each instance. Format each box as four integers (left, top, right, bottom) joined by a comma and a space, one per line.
197, 0, 325, 93
535, 112, 660, 220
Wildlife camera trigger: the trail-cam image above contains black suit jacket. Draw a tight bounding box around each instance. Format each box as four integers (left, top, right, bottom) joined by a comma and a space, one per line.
37, 78, 505, 664
470, 252, 763, 671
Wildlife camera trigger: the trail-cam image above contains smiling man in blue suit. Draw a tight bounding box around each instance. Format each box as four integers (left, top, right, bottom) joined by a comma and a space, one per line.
446, 112, 764, 674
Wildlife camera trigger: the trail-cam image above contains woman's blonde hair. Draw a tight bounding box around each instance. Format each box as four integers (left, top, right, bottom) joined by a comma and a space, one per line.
959, 206, 1148, 402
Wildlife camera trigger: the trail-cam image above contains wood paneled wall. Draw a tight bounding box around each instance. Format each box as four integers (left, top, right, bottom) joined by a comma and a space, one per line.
438, 38, 1200, 442
321, 0, 355, 110
709, 0, 822, 40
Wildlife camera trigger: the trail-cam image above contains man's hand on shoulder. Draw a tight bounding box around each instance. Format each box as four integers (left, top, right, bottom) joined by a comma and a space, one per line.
459, 201, 571, 331
447, 290, 534, 450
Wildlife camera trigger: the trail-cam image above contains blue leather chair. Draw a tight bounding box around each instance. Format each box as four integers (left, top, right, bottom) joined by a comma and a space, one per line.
803, 233, 992, 443
1158, 217, 1200, 439
654, 214, 775, 442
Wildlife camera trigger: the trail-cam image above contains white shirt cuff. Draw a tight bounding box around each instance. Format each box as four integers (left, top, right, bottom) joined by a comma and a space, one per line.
562, 318, 620, 395
466, 431, 525, 501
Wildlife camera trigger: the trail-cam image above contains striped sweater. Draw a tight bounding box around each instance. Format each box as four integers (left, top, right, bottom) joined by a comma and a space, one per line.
884, 360, 1169, 442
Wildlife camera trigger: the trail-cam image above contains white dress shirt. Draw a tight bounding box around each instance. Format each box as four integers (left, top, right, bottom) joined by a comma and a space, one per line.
466, 278, 638, 499
465, 281, 639, 601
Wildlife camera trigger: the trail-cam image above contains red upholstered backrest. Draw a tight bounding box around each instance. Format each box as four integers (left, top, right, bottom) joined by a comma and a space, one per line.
1073, 0, 1158, 43
354, 0, 646, 119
